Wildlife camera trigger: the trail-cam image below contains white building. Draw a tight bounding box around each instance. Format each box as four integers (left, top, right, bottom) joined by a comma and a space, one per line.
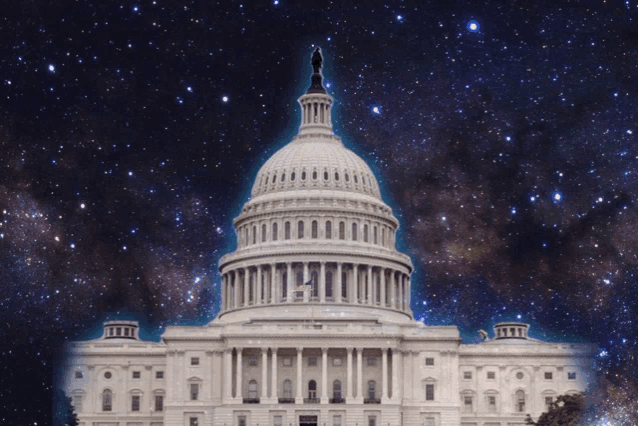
63, 48, 595, 426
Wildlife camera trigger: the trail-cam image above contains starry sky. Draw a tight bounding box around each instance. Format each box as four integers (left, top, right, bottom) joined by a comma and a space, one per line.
1, 0, 637, 424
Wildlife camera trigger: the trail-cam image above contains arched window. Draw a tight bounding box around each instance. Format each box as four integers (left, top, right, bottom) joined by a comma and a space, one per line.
272, 174, 276, 183
326, 271, 333, 298
102, 389, 112, 411
308, 380, 317, 399
373, 226, 378, 244
324, 170, 329, 181
339, 222, 345, 240
312, 171, 318, 180
244, 228, 249, 246
301, 171, 306, 180
345, 173, 349, 182
342, 272, 348, 299
285, 222, 291, 239
281, 173, 285, 182
298, 221, 304, 239
326, 221, 332, 239
311, 271, 319, 297
367, 381, 376, 400
291, 171, 296, 181
249, 274, 254, 303
283, 380, 292, 398
352, 223, 358, 241
335, 172, 339, 181
516, 390, 526, 412
248, 380, 258, 398
363, 224, 368, 242
354, 174, 358, 184
381, 228, 385, 246
262, 224, 267, 242
333, 380, 342, 399
282, 271, 287, 300
252, 226, 257, 244
312, 220, 318, 239
272, 222, 278, 241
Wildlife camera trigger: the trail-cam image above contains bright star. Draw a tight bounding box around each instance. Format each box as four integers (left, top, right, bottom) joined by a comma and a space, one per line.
511, 208, 516, 215
187, 86, 193, 92
70, 243, 76, 249
80, 203, 86, 209
505, 136, 511, 142
48, 65, 55, 72
396, 15, 403, 22
222, 96, 229, 102
553, 192, 562, 201
372, 106, 381, 114
530, 196, 536, 202
467, 20, 479, 32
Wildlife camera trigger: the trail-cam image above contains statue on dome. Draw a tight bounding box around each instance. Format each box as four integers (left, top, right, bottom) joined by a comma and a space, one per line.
311, 47, 322, 74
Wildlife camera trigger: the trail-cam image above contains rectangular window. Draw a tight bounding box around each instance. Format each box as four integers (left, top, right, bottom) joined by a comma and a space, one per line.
274, 415, 283, 426
72, 395, 82, 412
283, 356, 292, 366
191, 383, 199, 400
75, 371, 83, 379
488, 395, 496, 412
116, 327, 121, 336
308, 357, 317, 367
568, 372, 577, 380
425, 357, 434, 366
424, 418, 435, 426
190, 417, 199, 426
367, 357, 377, 366
155, 395, 164, 411
238, 416, 246, 426
156, 371, 164, 379
463, 371, 472, 380
368, 416, 376, 426
545, 372, 553, 380
487, 371, 495, 379
425, 384, 434, 401
131, 395, 140, 412
545, 396, 553, 407
191, 357, 199, 366
133, 371, 141, 379
333, 415, 342, 426
464, 396, 473, 413
124, 327, 130, 336
333, 357, 342, 366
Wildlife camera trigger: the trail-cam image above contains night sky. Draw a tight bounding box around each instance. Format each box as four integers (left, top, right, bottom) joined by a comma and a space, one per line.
1, 1, 637, 423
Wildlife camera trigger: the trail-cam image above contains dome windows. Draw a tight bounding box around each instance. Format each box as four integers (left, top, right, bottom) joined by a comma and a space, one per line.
312, 221, 318, 239
326, 221, 332, 239
285, 222, 291, 240
335, 172, 339, 181
298, 221, 304, 239
345, 173, 349, 182
324, 170, 329, 181
354, 174, 358, 184
312, 170, 318, 180
352, 223, 358, 241
272, 223, 278, 241
301, 171, 307, 181
272, 174, 277, 183
281, 173, 285, 182
291, 172, 296, 181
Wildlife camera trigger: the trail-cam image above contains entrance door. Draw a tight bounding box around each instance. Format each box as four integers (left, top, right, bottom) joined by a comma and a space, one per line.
299, 415, 318, 426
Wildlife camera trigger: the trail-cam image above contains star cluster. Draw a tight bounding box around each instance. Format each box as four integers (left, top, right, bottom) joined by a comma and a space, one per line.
1, 1, 637, 423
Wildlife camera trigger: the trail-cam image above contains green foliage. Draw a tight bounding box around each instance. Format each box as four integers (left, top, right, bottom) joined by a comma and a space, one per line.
525, 393, 584, 426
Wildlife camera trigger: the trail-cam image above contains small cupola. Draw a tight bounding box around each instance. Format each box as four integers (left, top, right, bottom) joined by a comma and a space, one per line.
103, 320, 139, 340
298, 47, 334, 136
494, 322, 530, 340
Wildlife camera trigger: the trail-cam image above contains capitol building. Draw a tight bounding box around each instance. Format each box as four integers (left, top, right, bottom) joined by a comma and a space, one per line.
63, 49, 595, 426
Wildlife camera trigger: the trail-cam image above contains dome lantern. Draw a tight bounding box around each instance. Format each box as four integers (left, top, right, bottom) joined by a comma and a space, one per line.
298, 47, 334, 136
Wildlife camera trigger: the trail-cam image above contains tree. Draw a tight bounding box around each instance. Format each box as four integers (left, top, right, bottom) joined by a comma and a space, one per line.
525, 393, 584, 426
53, 389, 79, 426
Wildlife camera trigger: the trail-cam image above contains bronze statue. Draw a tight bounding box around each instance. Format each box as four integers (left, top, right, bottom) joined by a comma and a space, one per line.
311, 47, 322, 74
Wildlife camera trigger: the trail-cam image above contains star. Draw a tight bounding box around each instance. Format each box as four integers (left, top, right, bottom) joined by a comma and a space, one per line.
222, 96, 229, 103
467, 20, 479, 32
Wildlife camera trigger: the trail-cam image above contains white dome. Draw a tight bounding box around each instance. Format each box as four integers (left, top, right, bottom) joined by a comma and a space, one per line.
251, 134, 381, 200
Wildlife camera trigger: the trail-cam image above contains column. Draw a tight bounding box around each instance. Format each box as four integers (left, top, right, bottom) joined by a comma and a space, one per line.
261, 348, 268, 400
352, 264, 359, 303
243, 268, 249, 306
380, 269, 386, 307
270, 264, 276, 303
357, 348, 363, 402
296, 347, 303, 403
406, 275, 411, 311
321, 347, 328, 403
391, 349, 399, 401
398, 274, 404, 310
286, 262, 293, 303
221, 274, 226, 311
204, 351, 212, 400
234, 270, 240, 309
390, 271, 396, 309
303, 262, 309, 302
382, 348, 388, 402
346, 347, 354, 401
121, 365, 129, 411
224, 349, 233, 401
336, 262, 343, 303
236, 348, 243, 401
166, 352, 175, 401
271, 347, 278, 400
368, 265, 374, 305
256, 265, 262, 305
320, 261, 326, 303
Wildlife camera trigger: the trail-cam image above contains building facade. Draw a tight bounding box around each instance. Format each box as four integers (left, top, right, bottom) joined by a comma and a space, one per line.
63, 49, 594, 426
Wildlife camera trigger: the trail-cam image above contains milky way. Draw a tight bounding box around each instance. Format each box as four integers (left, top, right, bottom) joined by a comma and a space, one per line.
1, 1, 637, 423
